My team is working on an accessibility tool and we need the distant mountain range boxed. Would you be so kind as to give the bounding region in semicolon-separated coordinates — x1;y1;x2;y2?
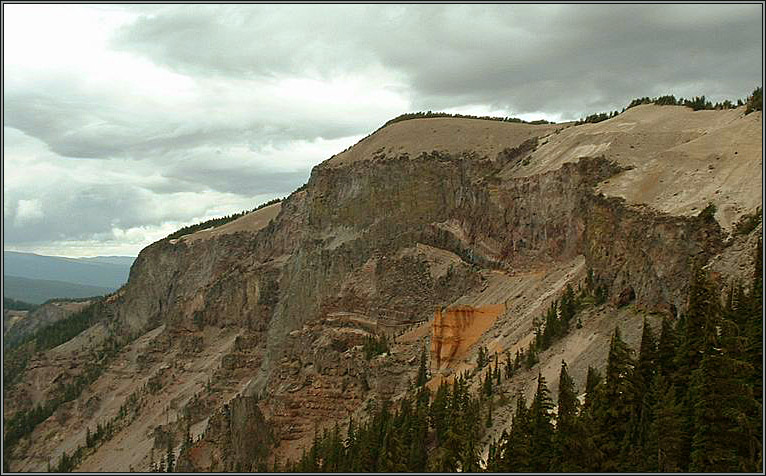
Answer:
3;251;135;304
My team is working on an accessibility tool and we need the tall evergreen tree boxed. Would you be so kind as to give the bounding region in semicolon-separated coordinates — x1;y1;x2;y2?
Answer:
583;365;602;412
674;263;722;470
647;375;686;472
678;262;720;376
504;351;514;379
636;319;658;390
620;320;659;469
657;316;677;377
560;284;577;330
165;435;175;473
690;276;762;473
529;373;555;472
500;392;532;472
416;346;428;387
554;360;587;472
429;381;449;446
590;327;635;471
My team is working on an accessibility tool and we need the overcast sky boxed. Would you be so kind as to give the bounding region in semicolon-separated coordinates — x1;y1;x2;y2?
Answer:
3;4;762;257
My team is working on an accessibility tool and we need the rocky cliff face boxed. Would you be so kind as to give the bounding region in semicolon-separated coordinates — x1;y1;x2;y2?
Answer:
5;107;761;472
176;395;273;472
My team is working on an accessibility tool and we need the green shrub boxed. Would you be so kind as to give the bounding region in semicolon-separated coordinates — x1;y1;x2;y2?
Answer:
363;334;389;360
745;87;762;114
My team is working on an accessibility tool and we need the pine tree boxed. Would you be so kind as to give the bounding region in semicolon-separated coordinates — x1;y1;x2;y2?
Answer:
590;327;634;471
636;319;658;390
647;375;686;472
525;342;538;368
605;327;635;396
529;373;554;472
166;435;175;472
560;284;576;330
504;351;514;378
486;438;502;472
483;369;493;397
459;396;482;472
380;419;405;472
541;300;560;349
500;392;531;472
416;346;428;387
678;263;720;376
689;353;739;471
486;397;493;428
620;320;659;469
554;360;586;472
673;264;722;470
690;300;762;472
744;238;763;408
183;419;192;452
477;346;487;369
494;354;501;386
583;365;602;412
429;381;449;445
657;316;677;377
408;390;429;472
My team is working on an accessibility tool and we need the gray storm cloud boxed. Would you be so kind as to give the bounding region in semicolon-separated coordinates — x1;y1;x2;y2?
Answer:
3;3;762;256
113;4;762;112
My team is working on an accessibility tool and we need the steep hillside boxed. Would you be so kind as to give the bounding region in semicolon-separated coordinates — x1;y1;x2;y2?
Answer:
3;300;92;349
3;105;761;472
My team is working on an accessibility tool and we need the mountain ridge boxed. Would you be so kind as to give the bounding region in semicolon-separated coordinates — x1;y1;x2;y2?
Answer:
2;251;134;291
2;102;761;472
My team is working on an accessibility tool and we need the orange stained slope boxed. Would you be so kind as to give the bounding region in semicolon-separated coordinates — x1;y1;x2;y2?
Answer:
430;303;505;372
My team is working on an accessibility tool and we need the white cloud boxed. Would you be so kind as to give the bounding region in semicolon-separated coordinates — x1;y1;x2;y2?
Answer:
15;199;44;225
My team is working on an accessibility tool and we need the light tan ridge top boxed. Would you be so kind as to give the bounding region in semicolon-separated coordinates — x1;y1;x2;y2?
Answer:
326;116;564;167
180;202;282;243
508;104;762;230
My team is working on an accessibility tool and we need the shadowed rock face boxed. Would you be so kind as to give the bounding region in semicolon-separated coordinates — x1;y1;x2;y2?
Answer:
176;395;273;472
430;304;506;371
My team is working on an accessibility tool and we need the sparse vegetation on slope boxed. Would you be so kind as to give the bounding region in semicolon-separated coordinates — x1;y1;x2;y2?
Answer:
164;198;282;241
379;111;554;131
626;93;744;111
574;110;620;125
5;299;105;355
745;86;762;114
2;300;138;467
3;297;38;312
290;243;763;473
362;334;389;360
574;86;762;126
52;379;158;472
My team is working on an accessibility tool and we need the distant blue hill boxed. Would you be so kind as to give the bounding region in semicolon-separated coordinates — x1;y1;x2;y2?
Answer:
76;255;137;267
3;275;114;305
3;251;135;289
